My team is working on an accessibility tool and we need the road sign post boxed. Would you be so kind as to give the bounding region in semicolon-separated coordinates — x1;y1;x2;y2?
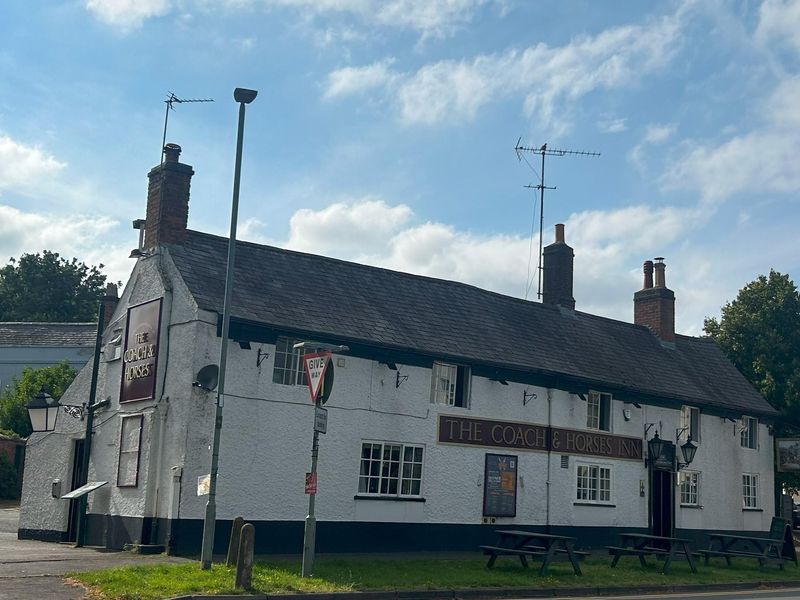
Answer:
301;351;332;577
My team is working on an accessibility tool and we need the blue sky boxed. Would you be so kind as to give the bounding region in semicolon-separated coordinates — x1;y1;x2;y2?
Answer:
1;0;798;334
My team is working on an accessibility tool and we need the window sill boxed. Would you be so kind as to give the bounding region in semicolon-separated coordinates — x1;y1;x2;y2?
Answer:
680;504;703;509
354;495;426;503
742;507;763;512
573;502;616;507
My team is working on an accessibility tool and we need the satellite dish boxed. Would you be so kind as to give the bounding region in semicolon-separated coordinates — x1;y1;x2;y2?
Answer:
193;364;219;392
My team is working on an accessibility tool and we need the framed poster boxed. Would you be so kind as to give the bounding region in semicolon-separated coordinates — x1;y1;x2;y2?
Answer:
483;453;518;517
776;438;800;472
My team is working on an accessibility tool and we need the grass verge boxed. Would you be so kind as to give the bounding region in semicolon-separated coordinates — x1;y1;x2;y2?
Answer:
70;556;800;600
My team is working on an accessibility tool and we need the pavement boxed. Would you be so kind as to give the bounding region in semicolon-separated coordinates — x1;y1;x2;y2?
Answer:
0;503;188;599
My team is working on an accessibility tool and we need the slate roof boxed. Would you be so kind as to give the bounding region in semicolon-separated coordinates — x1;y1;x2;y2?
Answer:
0;323;96;347
168;230;778;417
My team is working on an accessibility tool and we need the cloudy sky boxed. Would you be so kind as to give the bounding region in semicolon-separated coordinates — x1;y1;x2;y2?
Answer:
1;0;798;334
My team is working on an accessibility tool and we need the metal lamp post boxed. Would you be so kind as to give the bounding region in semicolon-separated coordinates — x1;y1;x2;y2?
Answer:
200;87;258;570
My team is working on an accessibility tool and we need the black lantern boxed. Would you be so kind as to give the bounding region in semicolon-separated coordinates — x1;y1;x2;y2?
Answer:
26;387;59;432
647;431;665;463
680;437;698;467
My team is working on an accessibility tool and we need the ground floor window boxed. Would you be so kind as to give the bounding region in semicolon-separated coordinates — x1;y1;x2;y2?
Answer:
742;473;759;508
679;470;700;506
576;462;612;503
359;442;424;497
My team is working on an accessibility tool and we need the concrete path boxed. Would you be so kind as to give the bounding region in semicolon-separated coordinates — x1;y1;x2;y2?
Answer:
0;504;189;599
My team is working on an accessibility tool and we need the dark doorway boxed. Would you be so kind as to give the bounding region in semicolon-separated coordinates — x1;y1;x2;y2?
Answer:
66;439;85;543
650;469;674;538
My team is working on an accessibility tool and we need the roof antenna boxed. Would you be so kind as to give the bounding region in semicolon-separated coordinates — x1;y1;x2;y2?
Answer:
160;92;214;163
515;138;600;300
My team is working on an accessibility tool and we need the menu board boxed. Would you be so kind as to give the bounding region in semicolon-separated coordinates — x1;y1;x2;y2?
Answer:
483;453;517;517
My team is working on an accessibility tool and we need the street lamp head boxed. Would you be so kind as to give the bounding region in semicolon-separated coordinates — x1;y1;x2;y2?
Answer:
234;88;258;104
647;431;665;463
27;387;59;432
680;437;698;467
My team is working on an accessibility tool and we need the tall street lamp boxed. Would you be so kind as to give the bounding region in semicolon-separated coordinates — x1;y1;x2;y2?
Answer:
200;87;258;570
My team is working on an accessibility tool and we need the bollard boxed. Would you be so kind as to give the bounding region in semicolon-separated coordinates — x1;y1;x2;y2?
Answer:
226;516;244;566
235;523;255;590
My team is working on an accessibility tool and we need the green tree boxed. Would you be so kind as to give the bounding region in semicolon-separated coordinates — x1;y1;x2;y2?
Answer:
0;251;107;322
0;363;77;437
704;270;800;490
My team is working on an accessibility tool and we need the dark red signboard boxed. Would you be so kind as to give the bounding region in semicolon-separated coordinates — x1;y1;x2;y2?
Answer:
120;298;162;403
438;414;642;461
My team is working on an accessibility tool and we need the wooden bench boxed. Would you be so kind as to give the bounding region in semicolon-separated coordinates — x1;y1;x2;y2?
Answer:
606;533;697;574
480;530;584;575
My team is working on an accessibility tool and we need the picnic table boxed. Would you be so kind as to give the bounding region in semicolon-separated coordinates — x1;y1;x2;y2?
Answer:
698;533;785;569
480;530;586;575
606;532;698;574
696;517;797;569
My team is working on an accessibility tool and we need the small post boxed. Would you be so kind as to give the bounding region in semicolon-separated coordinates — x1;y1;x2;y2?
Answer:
235;523;255;590
226;516;244;566
302;399;321;577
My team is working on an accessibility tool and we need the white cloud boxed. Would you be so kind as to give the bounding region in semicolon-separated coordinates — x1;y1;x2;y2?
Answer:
756;0;800;55
598;117;628;133
0;136;66;193
84;0;171;31
326;9;683;131
662;77;800;203
629;123;675;166
325;60;397;99
0;204;132;284
88;0;495;36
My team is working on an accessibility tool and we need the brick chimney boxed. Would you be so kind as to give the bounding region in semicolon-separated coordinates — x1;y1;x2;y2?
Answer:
101;283;119;332
542;223;575;310
634;257;675;342
144;143;194;249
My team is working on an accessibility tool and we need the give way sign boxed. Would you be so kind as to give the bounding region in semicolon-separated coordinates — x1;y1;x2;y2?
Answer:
303;351;332;403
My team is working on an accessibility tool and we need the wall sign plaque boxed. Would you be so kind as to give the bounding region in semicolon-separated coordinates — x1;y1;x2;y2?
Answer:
438;414;642;461
483;453;517;517
120;298;162;403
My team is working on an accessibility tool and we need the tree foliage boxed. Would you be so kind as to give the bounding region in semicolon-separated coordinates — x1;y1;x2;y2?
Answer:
0;251;107;322
704;270;800;491
0;363;77;438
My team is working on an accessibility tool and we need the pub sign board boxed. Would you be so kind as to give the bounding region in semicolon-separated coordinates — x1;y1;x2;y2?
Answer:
120;298;163;403
483;453;517;517
776;438;800;472
438;415;642;461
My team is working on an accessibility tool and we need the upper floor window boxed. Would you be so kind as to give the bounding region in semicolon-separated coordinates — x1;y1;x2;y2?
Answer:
741;416;758;449
358;441;424;497
679;471;701;506
430;361;471;408
680;406;701;443
586;392;612;431
272;336;307;386
576;462;612;504
742;473;759;508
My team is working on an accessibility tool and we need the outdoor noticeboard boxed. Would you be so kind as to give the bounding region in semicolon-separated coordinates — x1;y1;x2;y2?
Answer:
776;438;800;472
483;453;517;517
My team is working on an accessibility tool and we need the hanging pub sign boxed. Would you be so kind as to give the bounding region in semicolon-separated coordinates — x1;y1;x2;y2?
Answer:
483;453;518;517
120;298;163;403
776;438;800;472
438;414;642;461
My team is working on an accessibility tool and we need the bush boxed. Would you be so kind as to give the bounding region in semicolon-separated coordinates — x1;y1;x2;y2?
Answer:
0;454;17;499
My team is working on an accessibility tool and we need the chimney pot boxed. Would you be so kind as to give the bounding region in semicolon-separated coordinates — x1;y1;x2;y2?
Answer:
163;143;182;163
642;260;654;289
654;258;666;288
554;223;565;244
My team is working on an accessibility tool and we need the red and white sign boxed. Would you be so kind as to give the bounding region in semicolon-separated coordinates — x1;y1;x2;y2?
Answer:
305;472;317;494
303;351;332;403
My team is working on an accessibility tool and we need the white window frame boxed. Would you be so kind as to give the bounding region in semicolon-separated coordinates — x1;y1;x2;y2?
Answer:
680;406;701;444
742;473;759;508
272;336;307;386
740;416;758;449
679;470;701;506
586;391;612;432
430;361;471;408
116;414;143;487
575;461;613;504
358;441;424;498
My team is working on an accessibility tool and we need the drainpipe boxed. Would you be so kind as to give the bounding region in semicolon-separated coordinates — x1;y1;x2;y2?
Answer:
546;388;553;533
